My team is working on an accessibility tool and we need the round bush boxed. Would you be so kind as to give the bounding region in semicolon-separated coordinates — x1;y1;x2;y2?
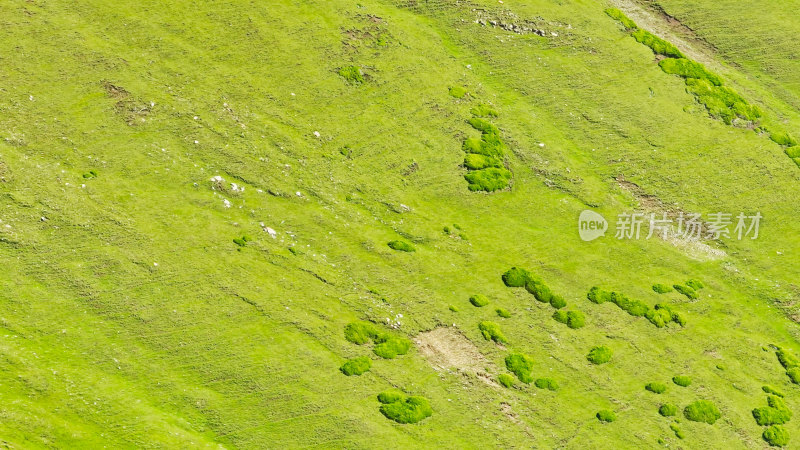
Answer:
496;308;511;318
534;377;559;391
340;356;372;376
502;267;530;287
596;409;616;423
498;373;515;388
587;346;612;365
587;286;611;304
526;280;553;304
505;353;534;384
659;403;678;417
672;375;691;387
373;337;411;359
763;425;790;447
377;390;405;404
684;400;721;424
387;240;415;252
470;294;489;307
645;382;667;394
478;321;507;344
448;86;467;98
549;295;567;309
464;167;511;192
378;393;433;424
566;311;586;329
345;321;384;345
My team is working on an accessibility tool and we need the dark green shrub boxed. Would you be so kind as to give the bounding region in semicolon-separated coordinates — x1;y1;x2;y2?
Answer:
596;409;616;423
549;295;567;309
671;423;685;439
554;310;585;329
505;353;534;383
685;279;704;290
776;347;800;369
763;385;785;397
786;147;800;158
464;153;501;170
632;29;684;58
502;267;531;287
387;240;416;252
498;373;515;388
534;377;559;391
478;321;507;344
470;294;489;307
605;8;637;30
610;291;649;317
378;392;433;424
470;104;499;117
340;356;372;376
658;58;722;85
233;236;249;247
468;117;500;136
645;382;667;394
587;346;612;365
763;425;790;447
646;308;672;328
83;169;98;178
373;338;411;359
526;280;553;303
587;286;612;304
770;131;798;147
652;283;672;294
659;403;678;417
787;367;800;384
672;376;691;387
345;321;384;344
448;86;467;98
752;396;792;426
684;400;721;424
496;308;511;318
464;167;512;192
671;311;687;327
339;65;365;84
673;284;698;300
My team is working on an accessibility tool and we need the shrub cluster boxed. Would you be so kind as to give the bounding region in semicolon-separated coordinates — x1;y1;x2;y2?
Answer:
338;66;365;84
685;279;704;290
470;294;489;307
461;112;511;192
645;382;667;394
344;321;411;359
478;321;508;344
596;409;616;423
233;235;252;247
387;240;416;252
673;283;698;300
502;267;531;287
672;375;691;387
505;353;534;383
684;400;721;424
604;8;637;31
632;29;684;58
340;356;372;376
752;395;792;426
659;403;678;417
776;347;800;384
587;346;612;365
670;422;685;439
503;267;570;310
589;287;685;327
377;391;433;424
763;425;790;447
553;310;585;329
652;283;672;294
763;385;785;398
498;373;515;388
534;377;559;391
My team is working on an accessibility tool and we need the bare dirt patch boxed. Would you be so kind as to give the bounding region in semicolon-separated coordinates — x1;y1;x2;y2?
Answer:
414;327;486;372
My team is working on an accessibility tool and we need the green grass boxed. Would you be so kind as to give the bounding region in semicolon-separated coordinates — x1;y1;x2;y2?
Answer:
605;8;637;31
338;65;365;84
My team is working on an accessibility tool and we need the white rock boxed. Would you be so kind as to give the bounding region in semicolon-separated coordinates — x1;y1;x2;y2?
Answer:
266;227;277;238
313;131;321;138
222;198;231;208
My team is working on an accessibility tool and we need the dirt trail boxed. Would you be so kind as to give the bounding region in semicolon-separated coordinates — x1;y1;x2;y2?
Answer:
609;0;728;74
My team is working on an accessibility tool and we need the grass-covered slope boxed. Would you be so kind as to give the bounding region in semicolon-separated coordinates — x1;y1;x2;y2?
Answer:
0;0;799;447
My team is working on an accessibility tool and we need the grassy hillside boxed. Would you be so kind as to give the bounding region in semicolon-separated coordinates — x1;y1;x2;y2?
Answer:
1;0;799;447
